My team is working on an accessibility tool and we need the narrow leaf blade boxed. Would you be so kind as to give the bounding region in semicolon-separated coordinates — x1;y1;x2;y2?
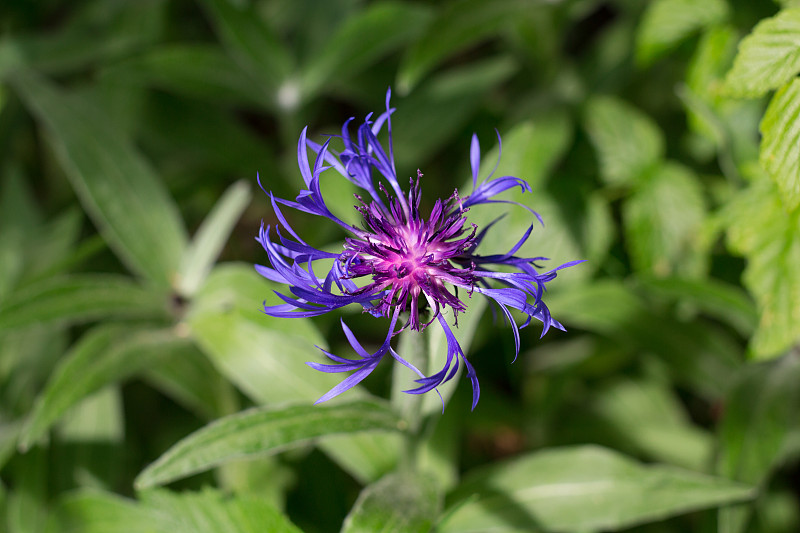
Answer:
135;400;401;489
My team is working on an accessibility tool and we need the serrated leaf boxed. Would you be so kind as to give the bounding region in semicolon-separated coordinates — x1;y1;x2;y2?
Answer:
724;180;800;358
584;96;665;187
716;352;800;533
723;8;800;97
760;77;800;210
0;275;167;332
177;180;251;297
440;446;755;533
623;162;707;276
20;325;189;450
342;472;440;533
10;72;188;286
135;400;401;489
396;0;530;92
636;0;729;65
302;2;433;97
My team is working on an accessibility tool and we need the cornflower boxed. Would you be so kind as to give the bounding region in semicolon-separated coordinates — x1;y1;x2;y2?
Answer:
256;90;580;409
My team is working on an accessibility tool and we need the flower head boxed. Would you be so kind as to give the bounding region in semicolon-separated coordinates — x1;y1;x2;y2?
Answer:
257;90;581;409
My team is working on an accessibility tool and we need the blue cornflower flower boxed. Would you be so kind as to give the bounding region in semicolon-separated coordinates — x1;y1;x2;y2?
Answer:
256;90;581;409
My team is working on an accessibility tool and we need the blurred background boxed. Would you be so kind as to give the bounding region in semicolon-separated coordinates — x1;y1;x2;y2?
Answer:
1;0;799;532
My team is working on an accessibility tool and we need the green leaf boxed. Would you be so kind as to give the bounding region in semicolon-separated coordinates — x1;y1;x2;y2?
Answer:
135;400;401;489
584;96;665;187
623;162;707;276
10;72;188;286
19;325;189;450
716;352;800;533
396;0;530;93
301;2;433;97
177;180;251;297
188;264;401;483
593;380;713;471
440;446;755;533
142;345;238;420
56;488;303;533
342;472;441;533
99;45;267;108
636;0;729;65
392;56;518;169
637;276;758;336
0;275;167;332
724;179;800;358
723;8;800;98
760;77;800;210
197;0;292;101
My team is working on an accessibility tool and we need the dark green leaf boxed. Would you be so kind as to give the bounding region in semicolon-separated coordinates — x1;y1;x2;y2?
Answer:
593;380;713;471
623;162;707;276
584;96;665;187
396;0;530;92
20;325;190;450
760;77;800;210
723;8;800;97
342;472;441;533
197;0;292;101
302;2;433;97
440;446;755;533
392;57;518;168
0;275;168;332
10;72;188;286
99;45;267;108
135;400;401;489
636;0;729;65
717;352;800;533
637;276;758;336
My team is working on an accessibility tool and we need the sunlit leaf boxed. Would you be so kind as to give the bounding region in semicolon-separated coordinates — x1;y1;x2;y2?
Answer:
440;446;754;533
56;488;303;533
724;179;800;358
342;472;440;533
760;77;800;210
723;8;800;97
11;72;188;286
135;400;401;489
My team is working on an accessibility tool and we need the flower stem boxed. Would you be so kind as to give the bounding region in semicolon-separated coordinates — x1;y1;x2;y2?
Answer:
392;326;428;471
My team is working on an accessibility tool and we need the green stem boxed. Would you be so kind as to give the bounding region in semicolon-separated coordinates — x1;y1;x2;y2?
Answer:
392;326;428;471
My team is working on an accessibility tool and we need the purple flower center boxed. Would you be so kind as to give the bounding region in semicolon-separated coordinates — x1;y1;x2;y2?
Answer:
342;172;477;331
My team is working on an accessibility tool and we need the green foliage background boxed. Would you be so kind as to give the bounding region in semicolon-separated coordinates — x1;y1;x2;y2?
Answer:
0;0;799;531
